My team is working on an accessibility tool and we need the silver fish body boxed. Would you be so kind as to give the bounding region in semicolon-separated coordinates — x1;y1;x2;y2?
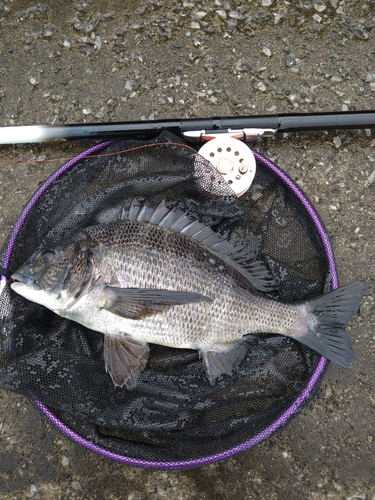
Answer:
11;199;366;388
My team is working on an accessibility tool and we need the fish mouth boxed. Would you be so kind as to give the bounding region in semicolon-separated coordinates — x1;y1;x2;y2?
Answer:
10;271;52;308
11;271;35;286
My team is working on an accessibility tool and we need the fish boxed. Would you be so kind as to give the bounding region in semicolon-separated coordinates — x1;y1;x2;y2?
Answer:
10;199;366;389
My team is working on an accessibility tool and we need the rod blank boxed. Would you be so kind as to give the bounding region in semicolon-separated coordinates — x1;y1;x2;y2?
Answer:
0;111;374;144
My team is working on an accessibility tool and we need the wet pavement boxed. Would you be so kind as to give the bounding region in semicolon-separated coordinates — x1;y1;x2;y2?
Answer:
0;1;374;498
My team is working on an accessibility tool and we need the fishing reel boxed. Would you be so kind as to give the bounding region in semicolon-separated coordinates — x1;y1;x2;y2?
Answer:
184;128;275;197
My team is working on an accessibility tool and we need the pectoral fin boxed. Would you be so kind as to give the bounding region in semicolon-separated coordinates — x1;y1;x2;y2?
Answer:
104;334;150;389
102;286;212;320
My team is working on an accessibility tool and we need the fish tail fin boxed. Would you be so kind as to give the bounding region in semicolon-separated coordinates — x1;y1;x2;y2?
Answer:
295;282;366;368
201;337;255;384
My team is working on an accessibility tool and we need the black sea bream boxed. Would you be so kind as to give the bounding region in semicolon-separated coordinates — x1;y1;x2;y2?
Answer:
11;199;366;388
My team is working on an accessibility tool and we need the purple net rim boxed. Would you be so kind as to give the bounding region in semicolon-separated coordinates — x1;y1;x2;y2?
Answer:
2;142;337;470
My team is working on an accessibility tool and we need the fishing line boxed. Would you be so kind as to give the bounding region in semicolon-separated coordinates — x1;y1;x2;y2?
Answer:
0;141;199;167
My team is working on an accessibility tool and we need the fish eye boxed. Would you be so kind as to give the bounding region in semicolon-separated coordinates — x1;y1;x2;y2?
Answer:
40;250;56;265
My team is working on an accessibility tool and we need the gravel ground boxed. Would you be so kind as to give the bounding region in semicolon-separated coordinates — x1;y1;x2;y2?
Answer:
0;1;374;499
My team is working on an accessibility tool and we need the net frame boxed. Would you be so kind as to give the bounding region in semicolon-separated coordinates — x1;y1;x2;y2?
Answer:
0;139;337;469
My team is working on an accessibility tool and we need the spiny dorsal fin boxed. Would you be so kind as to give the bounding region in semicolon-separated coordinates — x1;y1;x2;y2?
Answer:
128;198;142;221
122;199;275;292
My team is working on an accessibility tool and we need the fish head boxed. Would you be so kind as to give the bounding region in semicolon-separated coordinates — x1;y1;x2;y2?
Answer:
10;232;96;313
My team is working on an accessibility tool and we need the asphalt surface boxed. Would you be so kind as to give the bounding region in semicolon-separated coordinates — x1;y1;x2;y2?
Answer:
0;1;374;499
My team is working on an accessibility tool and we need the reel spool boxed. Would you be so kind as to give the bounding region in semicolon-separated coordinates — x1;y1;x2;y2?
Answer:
198;137;256;197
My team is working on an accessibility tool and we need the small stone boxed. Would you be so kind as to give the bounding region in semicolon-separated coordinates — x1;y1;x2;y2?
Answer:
190;22;200;29
262;0;272;5
26;485;38;498
94;36;101;49
229;11;244;20
333;136;342;148
365;170;375;187
43;26;55;37
314;3;326;12
312;14;322;22
258;82;267;92
63;40;71;48
29;77;37;85
216;10;227;19
95;106;106;118
263;47;272;57
62;455;69;466
71;481;81;490
125;80;133;91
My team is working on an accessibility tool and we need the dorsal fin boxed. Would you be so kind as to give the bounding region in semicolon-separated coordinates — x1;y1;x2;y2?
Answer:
136;200;156;222
148;199;170;224
121;198;141;221
121;199;275;292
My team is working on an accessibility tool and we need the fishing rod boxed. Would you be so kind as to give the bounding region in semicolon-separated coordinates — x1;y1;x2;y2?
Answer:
0;110;374;144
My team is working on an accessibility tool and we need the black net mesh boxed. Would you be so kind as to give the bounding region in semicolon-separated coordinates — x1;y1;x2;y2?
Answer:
0;132;329;463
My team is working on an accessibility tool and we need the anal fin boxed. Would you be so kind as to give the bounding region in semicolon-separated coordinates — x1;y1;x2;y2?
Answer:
201;338;254;384
104;334;150;389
